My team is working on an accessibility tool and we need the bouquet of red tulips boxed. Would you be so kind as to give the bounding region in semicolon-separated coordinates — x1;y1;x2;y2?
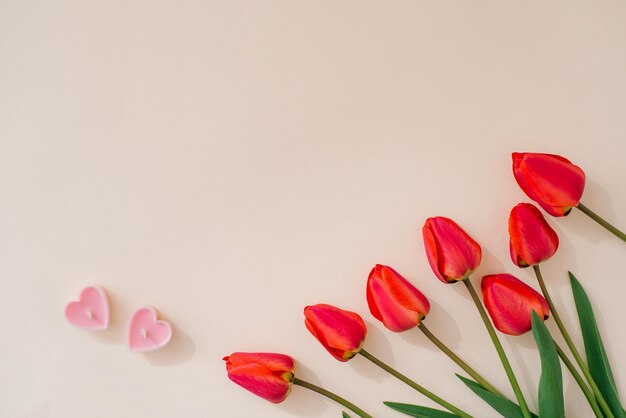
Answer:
224;153;625;418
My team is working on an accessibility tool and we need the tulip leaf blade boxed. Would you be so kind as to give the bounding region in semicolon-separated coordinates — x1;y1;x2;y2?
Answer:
383;401;458;417
342;412;352;418
570;272;626;418
531;310;564;418
456;374;538;418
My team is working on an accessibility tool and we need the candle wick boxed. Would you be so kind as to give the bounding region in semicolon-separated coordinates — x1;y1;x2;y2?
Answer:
141;328;148;339
86;310;93;319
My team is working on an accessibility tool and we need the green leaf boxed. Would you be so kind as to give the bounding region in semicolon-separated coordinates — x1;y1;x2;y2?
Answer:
383;402;458;417
570;272;626;418
342;413;352;418
531;311;564;418
456;374;538;418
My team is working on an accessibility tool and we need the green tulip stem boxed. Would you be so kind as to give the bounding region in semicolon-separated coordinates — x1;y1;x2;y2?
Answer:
532;265;616;418
576;202;626;242
554;343;604;418
462;278;533;418
293;378;373;418
358;349;474;418
417;322;503;396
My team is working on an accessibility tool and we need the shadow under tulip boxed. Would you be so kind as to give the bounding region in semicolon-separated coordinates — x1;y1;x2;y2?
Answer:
477;246;508;279
566;180;616;244
276;363;328;418
499;332;537;403
398;298;461;353
348;320;393;384
543;221;580;273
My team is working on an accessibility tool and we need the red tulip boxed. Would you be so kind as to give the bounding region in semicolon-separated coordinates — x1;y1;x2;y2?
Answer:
512;152;586;217
481;274;550;336
304;304;367;362
509;203;559;267
223;352;295;403
422;217;482;283
366;264;430;332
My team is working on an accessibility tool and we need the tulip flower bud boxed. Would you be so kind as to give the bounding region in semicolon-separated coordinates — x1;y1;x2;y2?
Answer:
304;304;367;362
512;152;586;217
366;264;430;332
481;274;550;336
223;352;295;403
509;203;559;267
422;217;482;283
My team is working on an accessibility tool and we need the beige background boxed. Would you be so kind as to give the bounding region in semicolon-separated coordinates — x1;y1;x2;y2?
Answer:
1;1;625;417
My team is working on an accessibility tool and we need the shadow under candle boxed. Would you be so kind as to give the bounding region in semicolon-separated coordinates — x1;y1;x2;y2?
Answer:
87;287;131;347
144;323;195;366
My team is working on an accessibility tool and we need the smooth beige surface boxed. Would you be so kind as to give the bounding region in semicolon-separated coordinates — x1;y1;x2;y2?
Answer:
2;1;626;417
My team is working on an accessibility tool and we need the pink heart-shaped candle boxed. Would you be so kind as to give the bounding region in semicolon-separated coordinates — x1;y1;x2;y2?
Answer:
65;286;110;331
127;307;173;353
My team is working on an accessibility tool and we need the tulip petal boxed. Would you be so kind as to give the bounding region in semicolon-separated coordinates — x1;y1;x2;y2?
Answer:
423;217;481;282
482;274;549;336
369;278;421;332
509;240;527;268
304;304;366;361
225;352;295;374
485;286;535;335
226;362;293;403
423;224;446;282
509;203;559;267
304;317;349;361
366;279;384;324
512;153;586;217
367;265;430;332
380;266;430;317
